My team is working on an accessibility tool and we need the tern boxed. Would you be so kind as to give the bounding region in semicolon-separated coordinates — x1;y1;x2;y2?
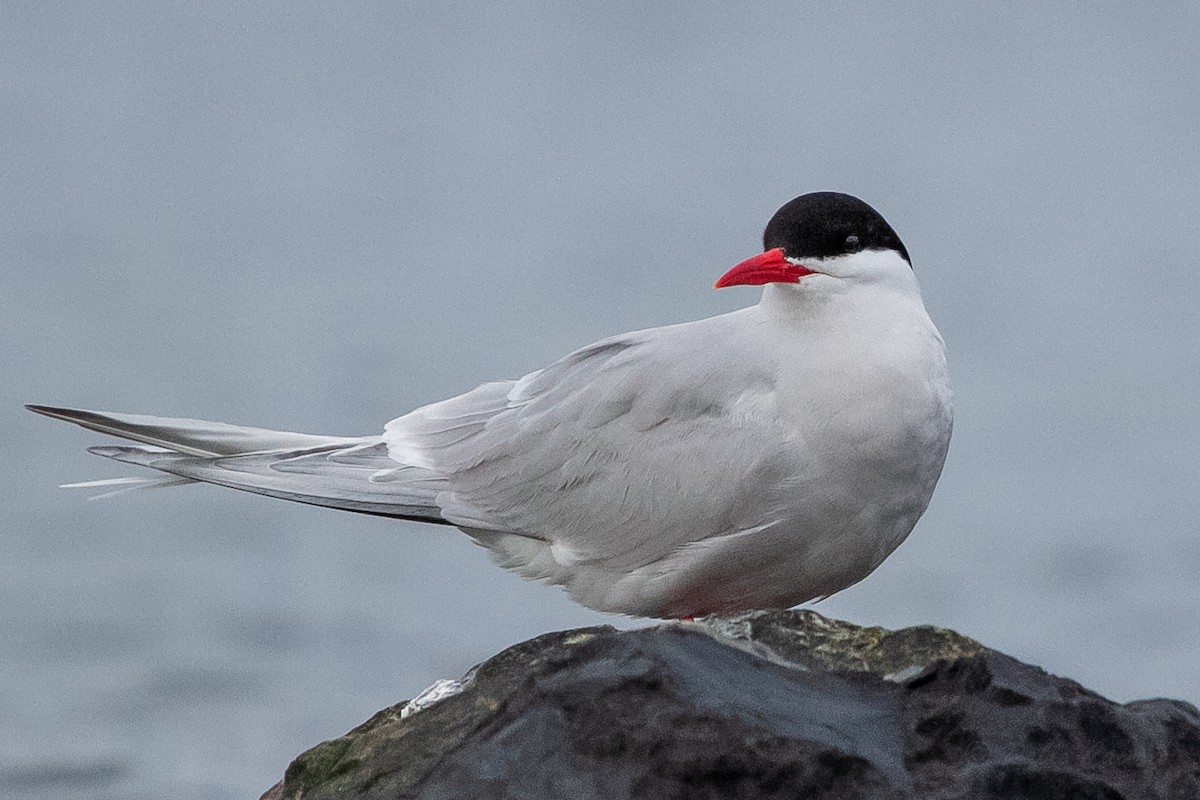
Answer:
29;192;952;618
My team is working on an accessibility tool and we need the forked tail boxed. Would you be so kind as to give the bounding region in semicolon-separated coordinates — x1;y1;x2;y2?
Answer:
25;405;449;524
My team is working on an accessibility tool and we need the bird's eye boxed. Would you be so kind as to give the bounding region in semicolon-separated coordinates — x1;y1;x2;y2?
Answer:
845;234;860;248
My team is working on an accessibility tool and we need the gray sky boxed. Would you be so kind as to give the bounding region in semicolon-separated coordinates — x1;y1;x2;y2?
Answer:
4;4;1199;798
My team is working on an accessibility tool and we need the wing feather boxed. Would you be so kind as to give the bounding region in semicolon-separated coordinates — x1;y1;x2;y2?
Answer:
384;308;794;582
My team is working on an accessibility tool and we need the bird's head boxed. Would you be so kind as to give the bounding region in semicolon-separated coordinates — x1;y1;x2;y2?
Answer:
714;192;912;291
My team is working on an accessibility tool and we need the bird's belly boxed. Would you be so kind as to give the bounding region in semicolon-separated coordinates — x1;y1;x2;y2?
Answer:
647;498;926;618
637;385;951;617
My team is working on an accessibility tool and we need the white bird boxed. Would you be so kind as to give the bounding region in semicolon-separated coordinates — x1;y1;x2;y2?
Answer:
28;192;952;619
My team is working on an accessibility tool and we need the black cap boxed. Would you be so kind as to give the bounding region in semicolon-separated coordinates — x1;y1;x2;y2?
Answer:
763;192;910;265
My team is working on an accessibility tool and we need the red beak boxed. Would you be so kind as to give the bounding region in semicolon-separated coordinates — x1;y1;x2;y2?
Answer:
713;248;814;289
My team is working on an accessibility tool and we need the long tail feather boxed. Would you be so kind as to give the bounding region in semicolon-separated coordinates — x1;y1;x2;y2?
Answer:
27;405;449;523
26;404;361;456
61;475;199;500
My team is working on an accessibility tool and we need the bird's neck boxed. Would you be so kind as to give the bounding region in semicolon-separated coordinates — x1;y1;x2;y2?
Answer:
757;279;942;363
759;279;914;322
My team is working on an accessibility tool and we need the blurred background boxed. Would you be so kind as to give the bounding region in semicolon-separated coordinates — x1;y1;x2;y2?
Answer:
3;4;1198;798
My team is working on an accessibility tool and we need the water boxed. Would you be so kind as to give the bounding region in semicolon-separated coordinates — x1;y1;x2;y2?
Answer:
3;4;1199;797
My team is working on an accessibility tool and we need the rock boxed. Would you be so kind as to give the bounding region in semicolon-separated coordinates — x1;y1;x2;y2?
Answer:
260;611;1200;799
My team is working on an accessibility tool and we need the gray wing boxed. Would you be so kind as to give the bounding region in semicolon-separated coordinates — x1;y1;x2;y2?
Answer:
384;308;802;578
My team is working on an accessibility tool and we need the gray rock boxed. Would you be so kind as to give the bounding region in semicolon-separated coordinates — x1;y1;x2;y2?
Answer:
261;611;1200;800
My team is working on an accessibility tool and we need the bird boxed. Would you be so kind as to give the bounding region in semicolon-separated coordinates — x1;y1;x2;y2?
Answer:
28;192;952;619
